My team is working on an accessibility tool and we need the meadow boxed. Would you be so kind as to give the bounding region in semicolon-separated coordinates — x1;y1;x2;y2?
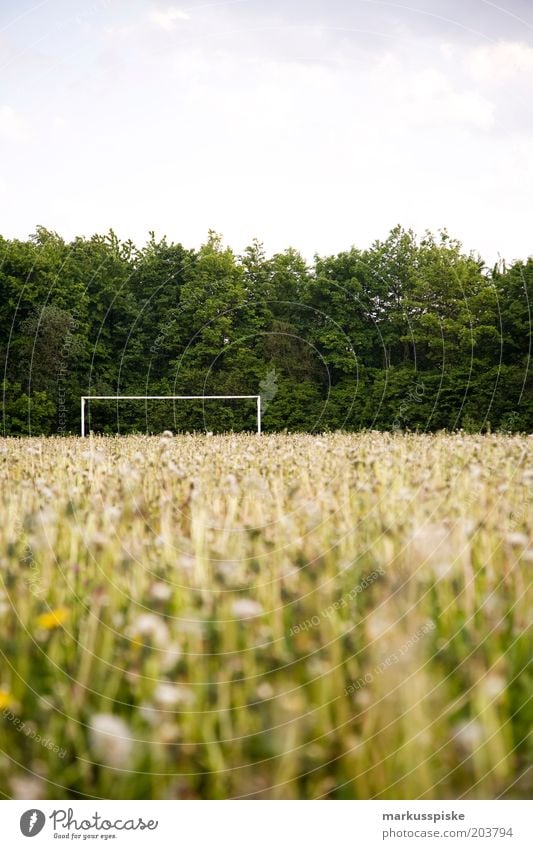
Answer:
0;432;531;800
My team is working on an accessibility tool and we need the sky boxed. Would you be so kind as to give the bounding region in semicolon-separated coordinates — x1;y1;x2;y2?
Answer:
0;0;532;263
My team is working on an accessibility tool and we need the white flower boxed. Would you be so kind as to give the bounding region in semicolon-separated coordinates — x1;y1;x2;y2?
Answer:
480;673;506;700
89;714;133;768
11;776;45;799
231;598;263;619
365;612;394;641
139;702;158;725
118;462;140;480
217;561;244;587
453;720;484;751
88;530;108;547
255;682;274;700
105;505;122;521
129;613;169;647
160;642;182;671
244;473;268;493
158;722;180;744
409;522;456;576
224;473;239;495
506;532;529;547
179;554;195;572
149;581;172;602
81;449;106;464
176;617;204;636
153;683;194;708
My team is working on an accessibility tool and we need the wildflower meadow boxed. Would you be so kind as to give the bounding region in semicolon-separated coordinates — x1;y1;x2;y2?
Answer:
0;432;531;800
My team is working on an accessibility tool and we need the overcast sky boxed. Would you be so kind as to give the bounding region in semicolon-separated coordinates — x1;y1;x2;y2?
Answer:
0;0;532;263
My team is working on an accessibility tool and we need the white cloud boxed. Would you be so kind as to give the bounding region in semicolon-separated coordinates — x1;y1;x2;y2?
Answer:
405;68;495;130
466;41;533;82
1;2;532;266
0;105;28;142
149;6;191;31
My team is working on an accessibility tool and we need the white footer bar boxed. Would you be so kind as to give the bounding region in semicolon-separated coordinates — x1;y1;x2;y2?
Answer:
2;800;531;848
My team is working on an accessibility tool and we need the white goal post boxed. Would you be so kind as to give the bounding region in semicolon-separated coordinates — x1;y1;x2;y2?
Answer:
80;395;262;436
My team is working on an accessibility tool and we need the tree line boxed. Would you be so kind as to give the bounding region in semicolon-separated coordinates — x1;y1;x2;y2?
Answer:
1;225;531;435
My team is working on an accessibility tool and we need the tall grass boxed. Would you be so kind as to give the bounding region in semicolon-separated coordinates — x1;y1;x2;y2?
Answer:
0;433;531;799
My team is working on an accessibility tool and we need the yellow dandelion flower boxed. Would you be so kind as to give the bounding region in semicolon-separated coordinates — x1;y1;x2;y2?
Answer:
36;608;69;630
0;689;11;709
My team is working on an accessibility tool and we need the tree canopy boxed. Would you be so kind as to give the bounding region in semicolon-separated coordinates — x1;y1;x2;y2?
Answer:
1;226;531;435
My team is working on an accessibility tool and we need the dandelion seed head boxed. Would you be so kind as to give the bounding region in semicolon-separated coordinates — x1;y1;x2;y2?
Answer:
154;683;195;708
231;598;264;619
506;531;529;547
89;713;133;768
255;682;274;700
149;581;172;602
129;612;169;646
11;776;45;799
453;719;484;751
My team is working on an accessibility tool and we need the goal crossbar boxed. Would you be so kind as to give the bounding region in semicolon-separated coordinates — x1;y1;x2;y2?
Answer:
80;395;262;436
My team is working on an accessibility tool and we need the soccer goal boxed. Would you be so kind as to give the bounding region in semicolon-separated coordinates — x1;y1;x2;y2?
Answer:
80;395;262;436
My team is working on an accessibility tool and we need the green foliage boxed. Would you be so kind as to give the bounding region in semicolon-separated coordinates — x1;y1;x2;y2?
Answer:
0;226;530;434
2;380;55;434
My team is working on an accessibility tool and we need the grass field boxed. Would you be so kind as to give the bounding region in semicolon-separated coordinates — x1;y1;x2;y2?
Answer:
0;432;531;800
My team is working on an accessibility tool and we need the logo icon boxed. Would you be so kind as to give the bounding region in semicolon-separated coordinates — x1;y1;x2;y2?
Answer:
20;809;46;837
